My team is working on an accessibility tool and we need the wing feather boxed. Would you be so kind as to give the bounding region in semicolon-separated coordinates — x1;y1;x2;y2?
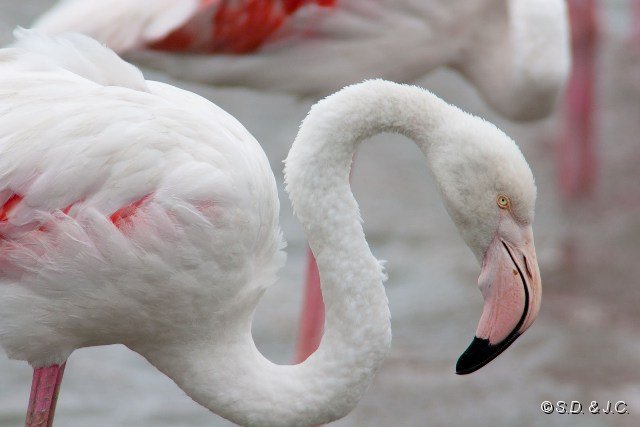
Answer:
32;0;202;53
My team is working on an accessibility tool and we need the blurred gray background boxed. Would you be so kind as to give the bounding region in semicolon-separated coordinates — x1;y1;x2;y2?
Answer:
1;1;639;426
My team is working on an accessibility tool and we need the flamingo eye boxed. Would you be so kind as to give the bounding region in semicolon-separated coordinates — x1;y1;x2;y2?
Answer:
497;195;510;209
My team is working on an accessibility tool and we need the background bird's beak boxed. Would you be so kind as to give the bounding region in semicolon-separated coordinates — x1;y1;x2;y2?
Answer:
456;222;541;375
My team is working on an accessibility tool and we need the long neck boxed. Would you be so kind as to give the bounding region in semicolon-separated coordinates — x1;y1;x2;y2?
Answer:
147;81;460;427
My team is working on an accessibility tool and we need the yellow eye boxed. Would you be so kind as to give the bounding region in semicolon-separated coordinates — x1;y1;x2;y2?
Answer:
497;195;510;209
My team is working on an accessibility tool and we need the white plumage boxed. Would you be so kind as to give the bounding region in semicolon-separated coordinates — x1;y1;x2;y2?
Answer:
0;31;542;426
0;29;284;365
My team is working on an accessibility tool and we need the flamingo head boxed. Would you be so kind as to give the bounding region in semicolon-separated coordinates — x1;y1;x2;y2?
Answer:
428;115;542;374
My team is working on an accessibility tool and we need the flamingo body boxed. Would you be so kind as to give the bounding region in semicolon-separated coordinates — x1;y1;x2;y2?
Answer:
0;30;284;367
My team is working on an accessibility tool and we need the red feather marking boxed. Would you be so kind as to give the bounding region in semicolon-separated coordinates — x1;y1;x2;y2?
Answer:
61;204;74;215
0;194;24;222
147;28;195;51
0;193;158;278
0;193;80;236
0;191;154;234
282;0;336;13
109;194;153;229
149;0;336;53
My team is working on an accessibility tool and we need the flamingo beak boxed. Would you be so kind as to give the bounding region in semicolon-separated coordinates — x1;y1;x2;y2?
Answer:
456;221;541;375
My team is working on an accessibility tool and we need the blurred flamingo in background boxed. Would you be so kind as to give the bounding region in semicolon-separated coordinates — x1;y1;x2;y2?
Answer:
33;0;569;369
34;0;569;121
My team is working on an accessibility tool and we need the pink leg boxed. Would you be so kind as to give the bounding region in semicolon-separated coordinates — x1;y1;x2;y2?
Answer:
559;0;599;199
634;0;640;47
294;248;324;363
25;363;66;427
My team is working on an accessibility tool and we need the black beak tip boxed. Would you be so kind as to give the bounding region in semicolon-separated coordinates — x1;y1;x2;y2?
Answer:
455;334;520;375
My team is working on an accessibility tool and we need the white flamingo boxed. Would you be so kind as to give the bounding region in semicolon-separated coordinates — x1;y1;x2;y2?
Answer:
0;31;542;427
32;0;567;366
33;0;570;121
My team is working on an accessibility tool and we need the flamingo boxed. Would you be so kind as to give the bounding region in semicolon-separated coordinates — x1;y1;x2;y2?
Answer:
33;0;570;122
0;31;543;426
32;0;568;367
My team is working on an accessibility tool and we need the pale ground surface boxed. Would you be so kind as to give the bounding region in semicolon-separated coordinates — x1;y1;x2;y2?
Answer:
1;1;639;426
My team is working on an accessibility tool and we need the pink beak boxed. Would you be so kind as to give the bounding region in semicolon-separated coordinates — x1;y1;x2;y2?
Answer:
456;221;541;374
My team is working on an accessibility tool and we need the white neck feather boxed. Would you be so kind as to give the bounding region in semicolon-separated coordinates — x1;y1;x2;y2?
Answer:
143;80;471;427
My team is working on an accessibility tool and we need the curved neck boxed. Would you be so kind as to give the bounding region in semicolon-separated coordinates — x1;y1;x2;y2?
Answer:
146;81;461;427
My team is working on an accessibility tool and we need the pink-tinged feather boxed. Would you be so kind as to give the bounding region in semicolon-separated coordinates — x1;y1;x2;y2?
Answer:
0;192;154;234
0;194;24;222
109;194;153;229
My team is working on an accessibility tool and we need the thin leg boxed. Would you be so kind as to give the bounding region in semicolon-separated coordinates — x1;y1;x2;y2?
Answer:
634;0;640;47
294;248;324;363
559;0;599;199
25;363;66;427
